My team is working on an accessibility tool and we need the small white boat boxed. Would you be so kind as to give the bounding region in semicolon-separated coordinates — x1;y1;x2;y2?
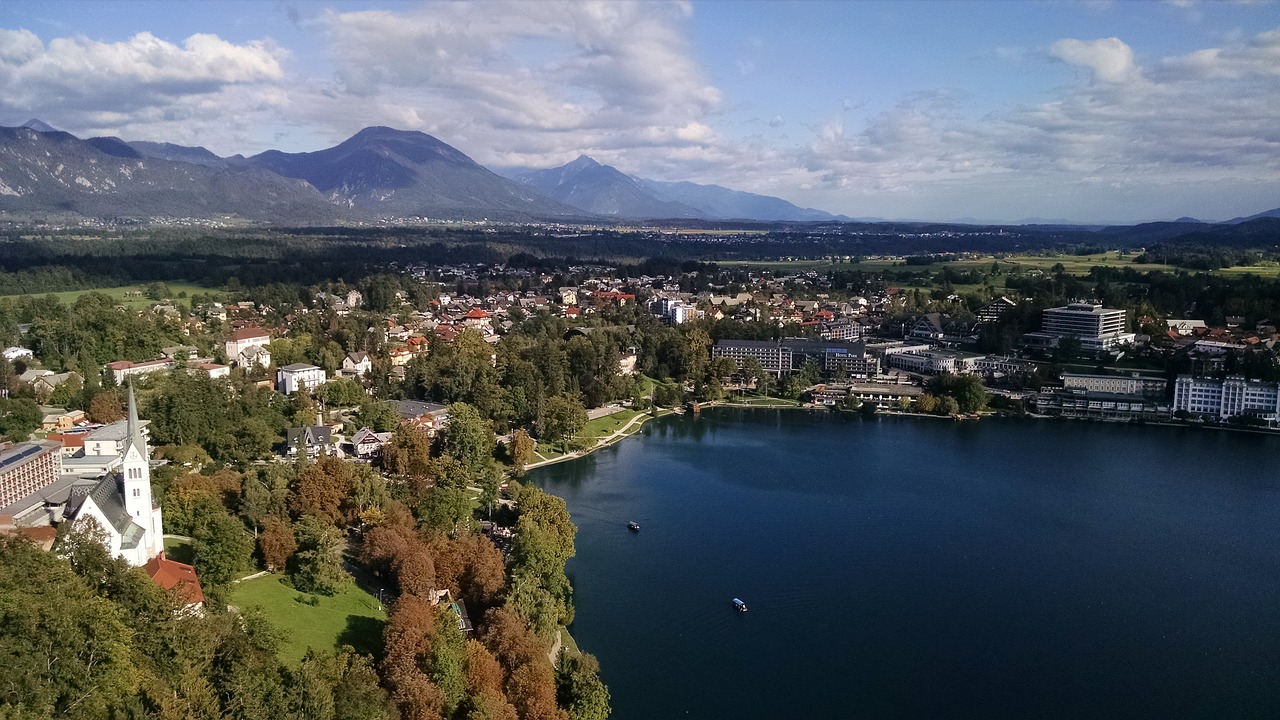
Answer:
733;597;748;612
627;521;640;531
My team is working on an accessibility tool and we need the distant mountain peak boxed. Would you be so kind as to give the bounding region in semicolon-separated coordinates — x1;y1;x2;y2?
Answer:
566;154;601;170
21;119;58;133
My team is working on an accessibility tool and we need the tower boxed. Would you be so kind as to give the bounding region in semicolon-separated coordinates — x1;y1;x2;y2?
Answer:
119;384;163;559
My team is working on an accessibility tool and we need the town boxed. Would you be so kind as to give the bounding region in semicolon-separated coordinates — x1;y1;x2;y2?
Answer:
0;233;1278;720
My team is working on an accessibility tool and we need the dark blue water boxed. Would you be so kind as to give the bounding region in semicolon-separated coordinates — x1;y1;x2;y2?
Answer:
531;409;1280;719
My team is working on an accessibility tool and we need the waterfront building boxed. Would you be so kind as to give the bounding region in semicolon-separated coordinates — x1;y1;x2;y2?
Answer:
712;339;877;378
1033;387;1171;422
1062;373;1167;399
1173;375;1280;422
885;349;986;376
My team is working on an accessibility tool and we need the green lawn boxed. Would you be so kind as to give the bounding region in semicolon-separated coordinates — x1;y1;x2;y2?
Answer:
162;537;195;564
229;574;386;665
6;281;220;308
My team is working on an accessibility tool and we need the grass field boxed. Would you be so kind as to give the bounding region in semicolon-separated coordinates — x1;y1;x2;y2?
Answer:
162;537;195;564
533;407;648;461
229;574;386;665
6;281;221;308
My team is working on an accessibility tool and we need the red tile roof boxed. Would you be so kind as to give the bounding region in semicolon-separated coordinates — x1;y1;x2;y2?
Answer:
229;326;270;341
144;554;205;606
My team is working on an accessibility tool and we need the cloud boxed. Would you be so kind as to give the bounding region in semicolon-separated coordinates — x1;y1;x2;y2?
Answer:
304;0;720;167
0;28;287;150
1050;37;1138;83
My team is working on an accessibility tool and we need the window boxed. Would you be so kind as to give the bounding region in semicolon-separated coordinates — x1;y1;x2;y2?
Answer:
132;488;141;497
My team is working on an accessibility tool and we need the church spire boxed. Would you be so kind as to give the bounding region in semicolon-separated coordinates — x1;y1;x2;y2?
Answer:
125;383;144;454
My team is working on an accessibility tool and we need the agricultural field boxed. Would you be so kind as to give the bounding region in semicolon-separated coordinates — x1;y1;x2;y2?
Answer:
6;281;221;309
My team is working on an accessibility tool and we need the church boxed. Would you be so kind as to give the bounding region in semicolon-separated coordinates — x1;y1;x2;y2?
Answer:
65;385;165;566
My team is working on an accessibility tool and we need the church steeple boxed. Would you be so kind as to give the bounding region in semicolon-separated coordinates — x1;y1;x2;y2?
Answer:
120;383;153;524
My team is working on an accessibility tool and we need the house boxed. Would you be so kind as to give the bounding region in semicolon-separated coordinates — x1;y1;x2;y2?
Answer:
236;344;272;369
3;347;33;362
461;307;492;330
225;326;271;361
342;352;372;377
32;372;82;402
143;554;205;614
190;362;230;380
351;427;393;459
284;426;335;458
277;363;327;394
40;409;85;432
558;287;579;305
393;400;450;435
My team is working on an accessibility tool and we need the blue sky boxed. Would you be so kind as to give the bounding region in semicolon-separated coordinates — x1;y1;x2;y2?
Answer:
1;0;1277;223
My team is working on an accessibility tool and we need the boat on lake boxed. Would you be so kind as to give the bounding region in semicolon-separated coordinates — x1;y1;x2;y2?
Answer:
627;521;640;531
733;597;748;612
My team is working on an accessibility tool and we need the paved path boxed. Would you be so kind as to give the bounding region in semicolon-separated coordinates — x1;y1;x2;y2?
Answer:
524;411;651;470
548;628;563;665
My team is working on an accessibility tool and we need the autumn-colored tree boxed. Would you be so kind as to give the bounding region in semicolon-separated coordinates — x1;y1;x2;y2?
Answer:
479;606;549;676
429;532;507;612
383;593;445;720
291;455;355;525
88;390;124;423
465;639;507;698
360;526;410;577
258;517;296;572
383;424;434;479
508;428;534;477
507;663;568;720
395;542;438;597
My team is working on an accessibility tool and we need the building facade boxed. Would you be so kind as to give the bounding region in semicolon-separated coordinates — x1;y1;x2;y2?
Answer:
277;363;328;394
1173;375;1280;422
1037;302;1135;351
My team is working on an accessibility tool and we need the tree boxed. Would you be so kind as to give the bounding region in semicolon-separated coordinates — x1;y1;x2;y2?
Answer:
555;651;611;720
538;395;587;453
291;455;356;526
443;402;496;476
290;516;349;596
355;399;400;433
192;508;255;586
259;517;297;572
508;429;535;477
321;377;366;407
0;397;41;441
0;537;137;718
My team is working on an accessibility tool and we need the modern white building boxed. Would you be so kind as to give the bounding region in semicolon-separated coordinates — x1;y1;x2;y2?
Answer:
1037;302;1135;351
277;363;327;394
1173;375;1280;422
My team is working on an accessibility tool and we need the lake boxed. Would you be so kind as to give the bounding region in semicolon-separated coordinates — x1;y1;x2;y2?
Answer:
531;409;1280;719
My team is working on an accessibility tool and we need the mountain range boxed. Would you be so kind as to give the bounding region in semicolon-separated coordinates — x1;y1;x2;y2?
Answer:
0;119;1274;228
0;121;846;224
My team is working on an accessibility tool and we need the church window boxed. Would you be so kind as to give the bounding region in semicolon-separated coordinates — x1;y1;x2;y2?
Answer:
132;488;141;497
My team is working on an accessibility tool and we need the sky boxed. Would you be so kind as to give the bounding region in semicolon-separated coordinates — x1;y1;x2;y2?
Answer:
0;0;1277;224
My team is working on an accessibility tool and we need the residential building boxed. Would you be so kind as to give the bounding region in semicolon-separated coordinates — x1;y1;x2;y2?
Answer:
977;296;1018;324
342;352;372;377
225;326;271;361
236;344;271;369
285;426;335;458
277;363;327;394
0;441;63;508
885;349;986;376
106;359;171;385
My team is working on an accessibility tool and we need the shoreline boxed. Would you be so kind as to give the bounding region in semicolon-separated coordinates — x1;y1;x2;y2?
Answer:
523;400;1278;473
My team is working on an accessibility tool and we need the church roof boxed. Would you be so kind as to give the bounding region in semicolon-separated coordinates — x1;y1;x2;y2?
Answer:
70;475;145;549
